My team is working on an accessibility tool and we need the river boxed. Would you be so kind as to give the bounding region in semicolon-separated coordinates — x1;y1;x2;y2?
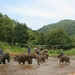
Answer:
0;56;75;75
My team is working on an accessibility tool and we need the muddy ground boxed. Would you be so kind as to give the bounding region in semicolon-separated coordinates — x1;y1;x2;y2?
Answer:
0;56;75;75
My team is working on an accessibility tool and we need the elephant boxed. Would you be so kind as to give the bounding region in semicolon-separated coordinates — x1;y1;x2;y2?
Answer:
34;47;41;55
30;53;48;65
42;50;49;59
34;48;49;59
0;54;3;64
0;52;10;64
14;54;19;61
16;53;33;64
16;52;48;65
57;55;70;63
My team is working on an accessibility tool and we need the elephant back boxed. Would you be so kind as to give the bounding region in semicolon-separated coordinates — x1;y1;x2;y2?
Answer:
60;55;69;60
59;55;70;63
28;53;38;59
17;53;33;61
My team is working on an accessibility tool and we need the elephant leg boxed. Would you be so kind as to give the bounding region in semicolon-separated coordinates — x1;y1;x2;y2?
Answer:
65;60;67;63
38;61;40;65
23;61;25;64
28;58;33;64
59;59;64;63
43;58;45;62
68;60;70;63
2;59;6;64
0;62;2;64
28;60;31;64
19;61;21;64
42;59;45;62
65;59;68;63
67;58;70;63
3;62;6;64
30;60;32;64
7;57;10;62
47;54;48;59
28;60;30;64
3;61;6;64
59;60;61;63
36;59;40;65
0;59;2;64
62;60;64;63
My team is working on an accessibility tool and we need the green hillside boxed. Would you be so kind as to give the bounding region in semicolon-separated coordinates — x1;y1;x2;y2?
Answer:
38;19;75;37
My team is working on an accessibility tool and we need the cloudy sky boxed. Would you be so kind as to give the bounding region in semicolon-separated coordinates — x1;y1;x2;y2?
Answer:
0;0;75;30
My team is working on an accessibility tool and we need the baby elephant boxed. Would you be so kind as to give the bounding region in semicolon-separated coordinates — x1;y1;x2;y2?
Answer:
58;55;70;63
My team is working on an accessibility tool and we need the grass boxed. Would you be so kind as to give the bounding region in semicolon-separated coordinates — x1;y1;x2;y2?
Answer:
48;49;75;57
3;47;75;57
0;42;75;57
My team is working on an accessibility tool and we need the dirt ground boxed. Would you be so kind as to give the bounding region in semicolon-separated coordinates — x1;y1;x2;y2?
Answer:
0;56;75;75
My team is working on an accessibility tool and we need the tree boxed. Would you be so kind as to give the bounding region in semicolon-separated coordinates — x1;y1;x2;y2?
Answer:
0;13;4;41
14;23;29;46
0;14;13;42
27;29;39;44
36;32;45;45
45;29;74;49
3;15;13;42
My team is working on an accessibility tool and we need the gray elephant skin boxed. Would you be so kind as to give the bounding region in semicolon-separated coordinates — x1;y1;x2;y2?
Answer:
0;52;10;64
16;53;33;64
58;55;70;63
30;53;48;65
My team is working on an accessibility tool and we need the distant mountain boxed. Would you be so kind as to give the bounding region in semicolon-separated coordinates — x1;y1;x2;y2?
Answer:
37;19;75;37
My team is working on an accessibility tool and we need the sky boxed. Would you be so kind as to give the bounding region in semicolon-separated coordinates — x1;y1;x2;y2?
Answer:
0;0;75;30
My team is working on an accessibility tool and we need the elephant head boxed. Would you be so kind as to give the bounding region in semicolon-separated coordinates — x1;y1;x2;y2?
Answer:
0;52;10;64
4;52;10;62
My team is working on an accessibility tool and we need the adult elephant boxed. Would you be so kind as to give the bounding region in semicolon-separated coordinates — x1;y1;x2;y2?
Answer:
0;52;10;64
42;50;49;59
57;55;70;63
30;52;48;65
0;54;3;64
16;53;33;64
34;47;41;55
16;52;48;65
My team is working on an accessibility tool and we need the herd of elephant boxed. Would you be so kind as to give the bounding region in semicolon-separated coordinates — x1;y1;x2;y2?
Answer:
14;51;49;65
0;51;70;65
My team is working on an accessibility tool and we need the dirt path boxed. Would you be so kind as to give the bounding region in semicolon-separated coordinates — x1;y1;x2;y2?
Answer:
0;57;75;75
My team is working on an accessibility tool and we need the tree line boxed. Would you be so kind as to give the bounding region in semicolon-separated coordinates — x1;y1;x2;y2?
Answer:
38;19;75;37
0;13;75;49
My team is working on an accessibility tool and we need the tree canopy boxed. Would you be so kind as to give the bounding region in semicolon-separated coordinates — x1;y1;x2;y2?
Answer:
0;13;75;49
45;29;75;49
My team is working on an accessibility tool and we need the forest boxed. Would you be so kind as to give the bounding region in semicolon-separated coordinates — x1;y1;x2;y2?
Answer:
0;13;75;50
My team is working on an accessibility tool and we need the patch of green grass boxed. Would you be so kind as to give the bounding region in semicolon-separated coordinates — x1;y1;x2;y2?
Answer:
47;48;75;57
1;41;75;56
